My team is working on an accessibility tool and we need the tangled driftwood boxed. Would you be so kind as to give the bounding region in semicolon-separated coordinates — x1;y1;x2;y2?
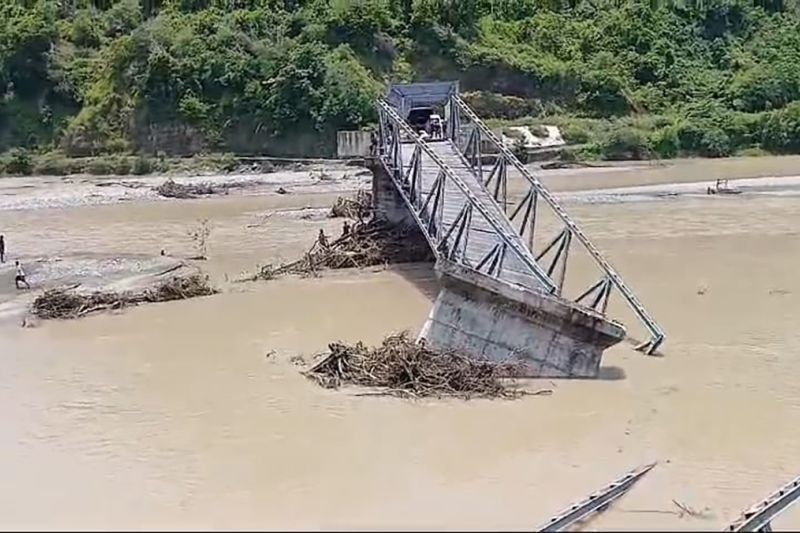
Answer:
253;218;433;280
304;332;551;400
31;274;217;320
154;178;264;199
330;189;373;220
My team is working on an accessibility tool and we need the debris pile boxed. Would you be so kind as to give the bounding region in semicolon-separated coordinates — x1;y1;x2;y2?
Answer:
154;179;213;198
304;332;550;399
330;190;373;220
31;274;217;320
253;218;433;280
154;178;263;199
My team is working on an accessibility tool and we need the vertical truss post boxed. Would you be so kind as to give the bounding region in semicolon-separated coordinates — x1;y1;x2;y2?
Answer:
427;173;445;238
509;188;533;224
476;243;500;273
448;95;458;142
484;156;502;188
556;230;572;295
439;203;470;257
575;277;614;314
475;127;483;184
501;156;508;213
460;204;472;266
467;127;478;170
528;189;538;251
378;111;387;156
492;158;507;205
544;230;568;280
536;228;567;263
597;279;613;314
403;145;419;187
518;188;535;241
409;146;422;207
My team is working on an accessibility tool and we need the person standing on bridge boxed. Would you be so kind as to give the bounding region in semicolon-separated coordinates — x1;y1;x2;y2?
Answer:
429;114;443;139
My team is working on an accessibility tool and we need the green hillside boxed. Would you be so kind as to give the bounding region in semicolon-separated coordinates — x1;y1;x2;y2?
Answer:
3;0;800;167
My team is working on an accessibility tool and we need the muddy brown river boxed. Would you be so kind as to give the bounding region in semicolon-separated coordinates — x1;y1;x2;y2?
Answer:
1;160;799;530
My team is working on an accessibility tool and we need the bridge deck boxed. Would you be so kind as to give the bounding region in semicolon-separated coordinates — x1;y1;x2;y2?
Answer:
401;139;546;291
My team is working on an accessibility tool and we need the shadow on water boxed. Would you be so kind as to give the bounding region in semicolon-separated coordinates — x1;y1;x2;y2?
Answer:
388;261;438;302
597;366;627;381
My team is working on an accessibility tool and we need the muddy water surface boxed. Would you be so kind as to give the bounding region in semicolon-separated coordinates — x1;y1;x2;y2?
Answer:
1;161;800;530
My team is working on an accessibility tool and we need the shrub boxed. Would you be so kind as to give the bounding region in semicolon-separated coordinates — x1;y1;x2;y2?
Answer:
599;127;652;160
560;122;591;144
761;102;800;154
32;151;78;175
3;148;34;175
131;156;154;175
462;91;543;120
674;121;732;158
86;155;132;175
207;153;238;172
650;126;680;159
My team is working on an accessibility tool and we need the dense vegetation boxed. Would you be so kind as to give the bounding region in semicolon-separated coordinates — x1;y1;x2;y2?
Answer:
4;0;800;171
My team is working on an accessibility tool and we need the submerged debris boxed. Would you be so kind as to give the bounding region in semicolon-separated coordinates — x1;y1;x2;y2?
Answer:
330;190;373;220
252;218;433;280
303;332;551;400
31;274;217;320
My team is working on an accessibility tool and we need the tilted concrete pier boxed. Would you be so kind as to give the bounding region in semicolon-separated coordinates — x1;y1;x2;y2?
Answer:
420;261;625;378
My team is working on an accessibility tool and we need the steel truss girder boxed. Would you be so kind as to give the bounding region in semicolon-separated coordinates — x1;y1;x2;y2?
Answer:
376;101;557;292
536;463;657;532
451;95;665;355
727;475;800;532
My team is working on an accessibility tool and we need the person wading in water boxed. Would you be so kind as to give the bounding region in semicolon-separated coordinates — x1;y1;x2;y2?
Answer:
0;234;5;263
15;260;30;290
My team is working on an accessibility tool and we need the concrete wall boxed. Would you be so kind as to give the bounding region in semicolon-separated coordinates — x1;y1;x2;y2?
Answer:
420;261;625;378
337;131;372;158
369;159;417;227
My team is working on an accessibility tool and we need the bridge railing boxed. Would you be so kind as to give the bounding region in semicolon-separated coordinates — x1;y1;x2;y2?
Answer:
450;95;665;354
376;99;559;294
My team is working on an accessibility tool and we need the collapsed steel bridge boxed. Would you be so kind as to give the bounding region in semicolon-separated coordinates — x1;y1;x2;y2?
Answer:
375;82;665;353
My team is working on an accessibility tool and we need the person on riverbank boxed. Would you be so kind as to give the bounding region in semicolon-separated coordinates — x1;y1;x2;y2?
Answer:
0;234;4;263
15;261;30;290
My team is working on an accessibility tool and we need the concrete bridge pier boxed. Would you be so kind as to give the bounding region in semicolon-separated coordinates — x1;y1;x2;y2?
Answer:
370;158;415;226
419;261;626;378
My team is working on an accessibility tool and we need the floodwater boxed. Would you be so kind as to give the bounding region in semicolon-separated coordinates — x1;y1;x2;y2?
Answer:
1;159;800;530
